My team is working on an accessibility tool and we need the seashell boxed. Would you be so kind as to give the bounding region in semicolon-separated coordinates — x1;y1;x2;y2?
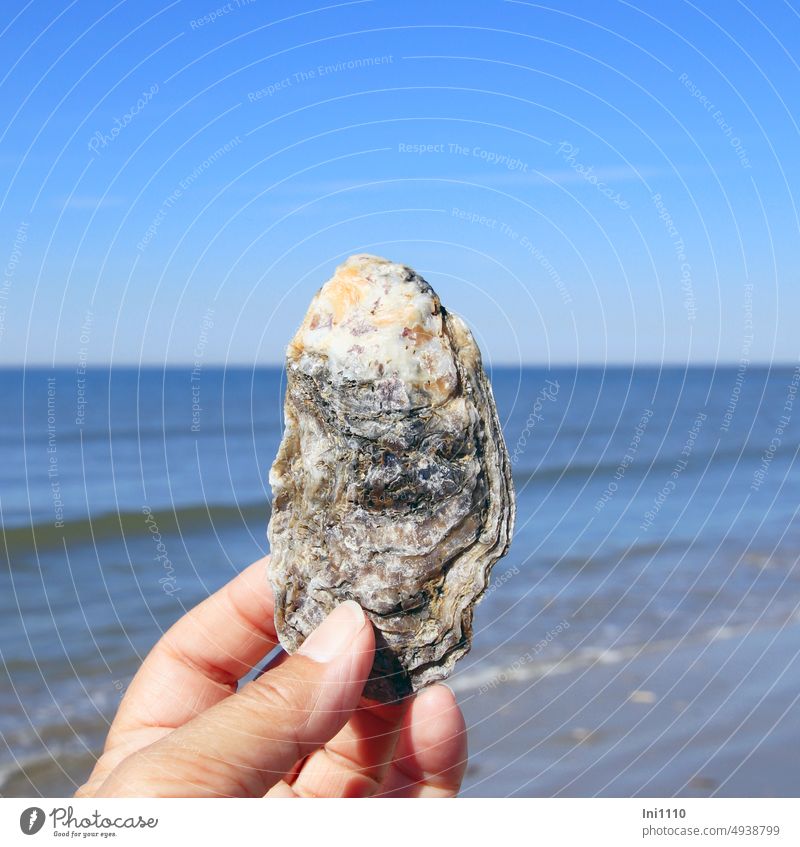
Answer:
267;254;515;701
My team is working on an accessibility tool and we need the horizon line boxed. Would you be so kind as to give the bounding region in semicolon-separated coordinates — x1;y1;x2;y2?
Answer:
1;360;796;370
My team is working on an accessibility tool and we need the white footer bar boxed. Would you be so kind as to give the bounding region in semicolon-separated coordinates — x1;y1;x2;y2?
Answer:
1;797;797;846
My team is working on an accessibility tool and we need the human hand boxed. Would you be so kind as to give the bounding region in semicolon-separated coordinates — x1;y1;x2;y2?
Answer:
76;556;468;797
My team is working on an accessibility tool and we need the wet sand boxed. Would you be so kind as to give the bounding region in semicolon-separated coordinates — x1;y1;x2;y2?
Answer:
460;618;800;796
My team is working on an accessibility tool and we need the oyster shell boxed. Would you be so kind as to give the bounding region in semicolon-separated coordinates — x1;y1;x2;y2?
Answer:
267;254;515;701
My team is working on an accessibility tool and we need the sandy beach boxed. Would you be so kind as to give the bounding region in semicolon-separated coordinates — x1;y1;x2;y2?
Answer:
459;617;800;797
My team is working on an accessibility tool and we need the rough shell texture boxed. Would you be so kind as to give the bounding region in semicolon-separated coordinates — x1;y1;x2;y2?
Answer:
267;254;515;701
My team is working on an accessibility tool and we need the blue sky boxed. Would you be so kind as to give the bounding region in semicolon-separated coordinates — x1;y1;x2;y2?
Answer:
0;0;798;365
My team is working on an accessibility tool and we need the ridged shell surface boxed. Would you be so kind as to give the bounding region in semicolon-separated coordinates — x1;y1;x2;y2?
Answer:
267;254;515;701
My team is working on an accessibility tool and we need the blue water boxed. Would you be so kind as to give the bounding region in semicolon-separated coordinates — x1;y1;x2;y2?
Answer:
2;365;800;795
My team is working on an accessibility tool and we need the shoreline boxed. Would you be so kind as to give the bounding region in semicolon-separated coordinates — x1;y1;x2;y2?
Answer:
460;617;800;797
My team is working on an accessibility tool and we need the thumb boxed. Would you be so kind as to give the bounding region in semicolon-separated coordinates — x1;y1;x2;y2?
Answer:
97;601;375;797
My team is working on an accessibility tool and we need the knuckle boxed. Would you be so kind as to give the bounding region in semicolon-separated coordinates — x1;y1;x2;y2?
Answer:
237;671;313;756
244;670;307;718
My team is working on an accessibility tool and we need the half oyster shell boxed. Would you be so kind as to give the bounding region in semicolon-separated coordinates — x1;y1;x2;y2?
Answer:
267;254;515;701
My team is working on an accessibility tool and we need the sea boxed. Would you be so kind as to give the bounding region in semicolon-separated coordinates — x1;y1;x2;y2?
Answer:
2;365;800;796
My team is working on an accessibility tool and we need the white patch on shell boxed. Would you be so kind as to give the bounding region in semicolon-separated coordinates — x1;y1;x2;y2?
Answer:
290;254;458;407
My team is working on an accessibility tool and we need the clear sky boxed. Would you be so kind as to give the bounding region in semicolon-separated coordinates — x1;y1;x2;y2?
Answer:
0;0;798;366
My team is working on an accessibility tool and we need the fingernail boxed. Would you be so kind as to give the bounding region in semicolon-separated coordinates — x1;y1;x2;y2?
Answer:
298;600;366;663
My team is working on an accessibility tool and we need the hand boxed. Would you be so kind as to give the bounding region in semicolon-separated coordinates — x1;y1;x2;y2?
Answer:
76;556;468;797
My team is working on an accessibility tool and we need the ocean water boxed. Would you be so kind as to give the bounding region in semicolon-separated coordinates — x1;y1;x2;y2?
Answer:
2;365;800;796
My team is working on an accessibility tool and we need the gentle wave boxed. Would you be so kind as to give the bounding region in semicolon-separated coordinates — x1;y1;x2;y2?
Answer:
3;419;282;447
449;618;796;695
2;501;270;554
511;443;782;486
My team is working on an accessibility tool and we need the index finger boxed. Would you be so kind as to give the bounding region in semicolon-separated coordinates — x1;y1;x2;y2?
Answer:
111;556;278;740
